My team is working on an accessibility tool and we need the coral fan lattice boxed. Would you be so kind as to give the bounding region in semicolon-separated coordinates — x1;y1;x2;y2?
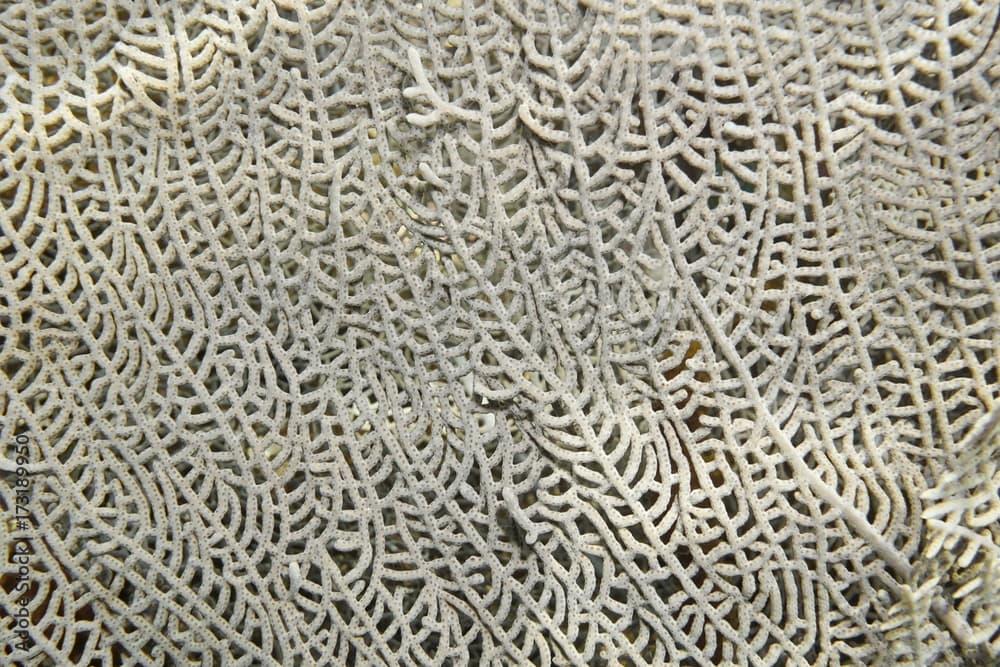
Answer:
1;1;999;665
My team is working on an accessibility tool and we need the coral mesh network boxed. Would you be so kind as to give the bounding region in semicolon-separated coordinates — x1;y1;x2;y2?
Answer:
0;1;998;665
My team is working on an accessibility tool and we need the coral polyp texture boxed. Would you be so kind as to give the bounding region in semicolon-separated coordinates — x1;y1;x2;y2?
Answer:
1;1;999;665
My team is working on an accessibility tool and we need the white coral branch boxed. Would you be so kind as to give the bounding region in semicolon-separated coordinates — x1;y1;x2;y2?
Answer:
404;47;478;127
